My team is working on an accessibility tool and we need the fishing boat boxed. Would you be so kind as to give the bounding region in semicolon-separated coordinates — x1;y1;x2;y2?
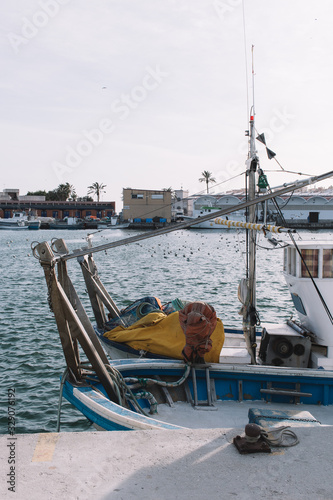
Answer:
48;218;85;230
0;211;41;230
182;203;246;229
33;92;333;436
0;219;28;230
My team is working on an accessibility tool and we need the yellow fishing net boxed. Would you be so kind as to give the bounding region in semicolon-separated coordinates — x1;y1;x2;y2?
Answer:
103;311;224;362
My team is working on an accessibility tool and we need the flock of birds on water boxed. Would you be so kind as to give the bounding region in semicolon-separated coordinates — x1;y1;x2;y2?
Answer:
5;230;278;262
93;231;247;261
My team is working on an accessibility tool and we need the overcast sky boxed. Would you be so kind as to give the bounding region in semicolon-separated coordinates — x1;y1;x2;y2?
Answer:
2;0;333;211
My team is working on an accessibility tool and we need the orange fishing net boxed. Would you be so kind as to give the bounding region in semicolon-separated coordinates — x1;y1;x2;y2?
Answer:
178;302;217;363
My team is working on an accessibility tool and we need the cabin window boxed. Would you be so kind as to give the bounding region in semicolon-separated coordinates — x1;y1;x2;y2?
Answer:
323;249;333;278
283;249;287;272
301;249;319;278
285;247;296;275
289;248;296;276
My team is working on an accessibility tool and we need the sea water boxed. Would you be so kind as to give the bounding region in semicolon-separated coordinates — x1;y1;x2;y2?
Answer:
0;227;331;434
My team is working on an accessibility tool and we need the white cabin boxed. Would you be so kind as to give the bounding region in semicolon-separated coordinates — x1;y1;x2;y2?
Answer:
283;241;333;366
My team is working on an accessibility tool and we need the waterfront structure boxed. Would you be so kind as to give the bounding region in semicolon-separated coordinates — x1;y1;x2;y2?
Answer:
0;189;115;220
171;189;189;219
187;191;333;228
273;195;333;225
122;188;172;222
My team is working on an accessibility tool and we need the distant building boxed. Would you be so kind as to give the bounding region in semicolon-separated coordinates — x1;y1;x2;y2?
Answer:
190;191;333;227
273;195;333;225
122;188;172;222
0;189;115;220
171;189;189;218
0;189;21;201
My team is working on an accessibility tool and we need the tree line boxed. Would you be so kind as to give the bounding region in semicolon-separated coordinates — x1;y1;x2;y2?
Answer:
26;173;217;203
27;182;107;202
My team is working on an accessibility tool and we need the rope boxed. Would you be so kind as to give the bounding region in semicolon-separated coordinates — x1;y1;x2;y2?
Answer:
214;218;284;233
56;367;69;432
58;359;158;418
260;426;299;447
82;363;151;416
124;364;191;389
132;391;158;414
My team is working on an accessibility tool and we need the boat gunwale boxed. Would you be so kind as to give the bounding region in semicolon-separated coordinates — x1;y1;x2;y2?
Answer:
64;381;184;431
108;358;333;379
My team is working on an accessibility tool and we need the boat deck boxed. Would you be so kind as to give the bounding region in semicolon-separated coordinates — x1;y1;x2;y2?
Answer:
220;332;252;364
151;399;333;429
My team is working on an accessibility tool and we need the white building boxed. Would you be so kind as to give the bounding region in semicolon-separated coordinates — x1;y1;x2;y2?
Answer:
189;192;333;226
172;189;190;218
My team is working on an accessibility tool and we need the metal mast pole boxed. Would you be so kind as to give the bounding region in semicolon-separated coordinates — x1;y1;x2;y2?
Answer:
245;46;258;363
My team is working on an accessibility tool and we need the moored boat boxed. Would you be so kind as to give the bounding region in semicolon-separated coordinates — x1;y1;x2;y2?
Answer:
33;65;333;433
182;205;246;229
0;220;28;230
0;211;41;229
33;176;333;432
48;219;85;230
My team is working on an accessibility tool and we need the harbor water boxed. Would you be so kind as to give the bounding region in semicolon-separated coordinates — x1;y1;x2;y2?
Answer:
1;227;331;434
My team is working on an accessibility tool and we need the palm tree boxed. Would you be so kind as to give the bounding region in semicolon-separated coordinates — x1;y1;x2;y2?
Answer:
87;182;107;202
69;188;77;201
163;187;177;201
199;171;216;193
53;183;74;201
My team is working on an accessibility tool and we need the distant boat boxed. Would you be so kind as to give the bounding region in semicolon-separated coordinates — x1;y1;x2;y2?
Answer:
48;219;85;230
0;221;28;230
0;211;40;230
27;220;41;230
182;205;246;229
97;215;130;229
99;223;130;230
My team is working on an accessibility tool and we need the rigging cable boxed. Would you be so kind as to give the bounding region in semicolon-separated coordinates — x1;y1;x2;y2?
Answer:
264;169;314;176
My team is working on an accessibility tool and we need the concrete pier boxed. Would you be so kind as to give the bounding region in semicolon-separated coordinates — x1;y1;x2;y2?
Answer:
1;426;332;500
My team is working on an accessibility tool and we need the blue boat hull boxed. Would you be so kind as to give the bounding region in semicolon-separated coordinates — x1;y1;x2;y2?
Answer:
62;359;333;431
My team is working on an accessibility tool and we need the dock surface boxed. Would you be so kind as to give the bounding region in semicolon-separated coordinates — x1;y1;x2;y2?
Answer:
1;426;333;499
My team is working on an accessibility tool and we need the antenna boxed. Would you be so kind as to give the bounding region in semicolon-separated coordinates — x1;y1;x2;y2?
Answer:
251;44;255;120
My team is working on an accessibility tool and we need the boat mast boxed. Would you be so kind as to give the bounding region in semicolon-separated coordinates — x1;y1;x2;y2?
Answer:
245;46;258;363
